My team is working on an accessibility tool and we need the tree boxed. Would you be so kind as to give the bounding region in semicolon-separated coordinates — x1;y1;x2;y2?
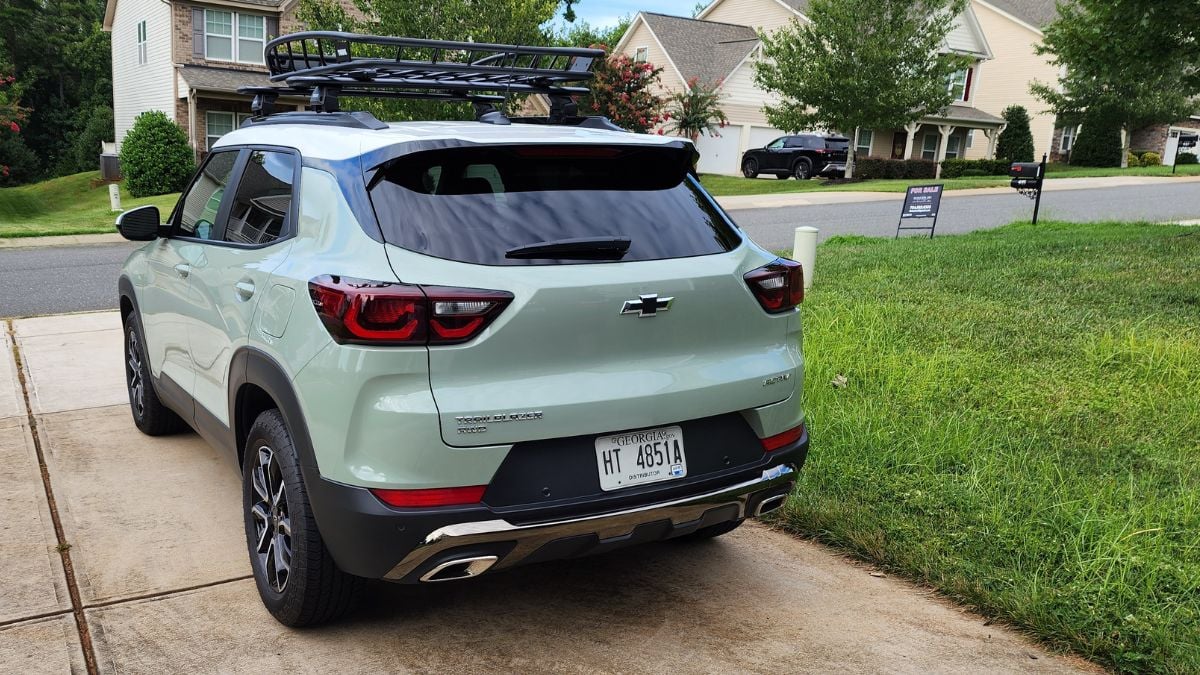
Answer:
575;48;665;133
663;78;728;141
552;17;630;48
0;71;36;185
994;105;1034;163
119;111;195;198
1068;118;1122;167
755;0;970;178
1032;0;1198;168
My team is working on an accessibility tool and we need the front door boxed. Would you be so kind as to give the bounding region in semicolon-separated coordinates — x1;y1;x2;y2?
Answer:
891;132;907;159
184;147;298;429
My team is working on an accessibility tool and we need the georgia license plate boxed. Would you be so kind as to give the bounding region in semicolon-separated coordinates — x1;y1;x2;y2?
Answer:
594;425;687;492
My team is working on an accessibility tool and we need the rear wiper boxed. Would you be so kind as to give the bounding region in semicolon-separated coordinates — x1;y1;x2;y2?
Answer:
505;236;631;260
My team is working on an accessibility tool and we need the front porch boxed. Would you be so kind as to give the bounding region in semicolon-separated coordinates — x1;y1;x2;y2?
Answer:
861;105;1006;177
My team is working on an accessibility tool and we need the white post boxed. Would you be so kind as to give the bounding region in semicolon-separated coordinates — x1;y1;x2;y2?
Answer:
108;184;121;212
792;226;818;290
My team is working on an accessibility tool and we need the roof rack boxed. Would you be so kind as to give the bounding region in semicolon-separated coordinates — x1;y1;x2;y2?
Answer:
237;31;605;125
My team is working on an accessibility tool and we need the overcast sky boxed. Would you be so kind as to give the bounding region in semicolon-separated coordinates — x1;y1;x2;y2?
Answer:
571;0;700;28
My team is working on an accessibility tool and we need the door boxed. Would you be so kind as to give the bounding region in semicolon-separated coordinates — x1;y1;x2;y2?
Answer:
891;132;907;159
762;137;788;170
184;148;297;427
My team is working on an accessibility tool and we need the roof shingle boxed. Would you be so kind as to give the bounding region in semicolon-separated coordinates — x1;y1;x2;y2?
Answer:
978;0;1058;29
641;12;759;86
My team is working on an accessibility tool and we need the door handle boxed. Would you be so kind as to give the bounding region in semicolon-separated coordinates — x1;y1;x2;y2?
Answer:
235;280;256;300
173;264;190;278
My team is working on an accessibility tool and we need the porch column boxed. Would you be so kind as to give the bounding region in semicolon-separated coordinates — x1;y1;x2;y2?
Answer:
985;124;1005;159
934;124;956;178
902;121;920;160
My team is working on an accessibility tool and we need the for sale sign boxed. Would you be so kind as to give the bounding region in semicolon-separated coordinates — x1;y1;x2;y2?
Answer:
900;184;943;219
1180;133;1198;149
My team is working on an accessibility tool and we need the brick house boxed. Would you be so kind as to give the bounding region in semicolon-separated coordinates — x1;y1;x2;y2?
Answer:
102;0;354;158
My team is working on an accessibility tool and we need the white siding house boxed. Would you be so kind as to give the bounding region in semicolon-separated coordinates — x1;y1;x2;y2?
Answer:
109;0;176;150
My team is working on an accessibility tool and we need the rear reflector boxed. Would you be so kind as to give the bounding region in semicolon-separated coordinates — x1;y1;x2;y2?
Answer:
369;485;488;508
761;424;805;452
744;259;804;313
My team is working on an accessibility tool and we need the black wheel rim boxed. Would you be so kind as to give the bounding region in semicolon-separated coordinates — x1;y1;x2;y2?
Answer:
796;164;809;179
125;330;145;417
743;160;757;176
250;445;292;593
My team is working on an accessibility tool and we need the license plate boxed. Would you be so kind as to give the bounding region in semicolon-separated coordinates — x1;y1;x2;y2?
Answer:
594;426;687;492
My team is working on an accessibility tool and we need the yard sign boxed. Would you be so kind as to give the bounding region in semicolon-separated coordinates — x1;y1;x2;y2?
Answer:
895;184;943;239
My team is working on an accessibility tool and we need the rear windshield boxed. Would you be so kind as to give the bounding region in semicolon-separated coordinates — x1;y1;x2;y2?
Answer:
824;138;850;150
367;145;741;266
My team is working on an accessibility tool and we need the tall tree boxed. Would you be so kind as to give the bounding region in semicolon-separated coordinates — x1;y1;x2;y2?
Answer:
994;105;1034;163
551;17;630;48
1031;0;1198;168
754;0;969;178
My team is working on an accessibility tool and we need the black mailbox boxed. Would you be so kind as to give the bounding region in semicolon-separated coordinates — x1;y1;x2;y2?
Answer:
1009;162;1042;179
1011;177;1040;189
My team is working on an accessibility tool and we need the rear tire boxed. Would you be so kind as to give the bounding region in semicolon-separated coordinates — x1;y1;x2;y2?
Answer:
792;159;812;180
677;519;743;541
123;314;187;436
741;158;759;178
243;409;361;627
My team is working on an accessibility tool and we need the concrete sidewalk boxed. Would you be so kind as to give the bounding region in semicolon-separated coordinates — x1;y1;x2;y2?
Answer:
0;311;1099;673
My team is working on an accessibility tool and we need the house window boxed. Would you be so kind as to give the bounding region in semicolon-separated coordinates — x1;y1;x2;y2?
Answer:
136;21;148;65
1060;125;1077;152
206;111;252;150
966;129;974;148
921;134;939;160
946;135;962;159
947;68;970;102
205;10;265;64
855;129;873;157
634;46;648;62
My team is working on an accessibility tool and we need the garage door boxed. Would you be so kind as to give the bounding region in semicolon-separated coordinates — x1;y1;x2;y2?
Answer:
694;132;742;175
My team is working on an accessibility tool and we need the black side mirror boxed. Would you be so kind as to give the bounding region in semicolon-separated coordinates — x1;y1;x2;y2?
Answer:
115;205;161;241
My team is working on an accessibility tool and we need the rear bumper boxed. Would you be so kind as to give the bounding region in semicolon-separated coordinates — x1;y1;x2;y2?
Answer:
305;435;807;581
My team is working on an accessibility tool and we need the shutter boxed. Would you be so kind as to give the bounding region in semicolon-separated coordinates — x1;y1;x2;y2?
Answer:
266;16;279;40
192;9;205;58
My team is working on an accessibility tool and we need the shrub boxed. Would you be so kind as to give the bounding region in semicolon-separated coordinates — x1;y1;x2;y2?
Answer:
1176;152;1198;165
70;106;116;174
1070;121;1122;167
960;168;987;177
940;158;1009;178
119;110;194;197
855;158;936;180
1139;151;1161;166
0;127;38;186
995;105;1035;163
1126;152;1142;167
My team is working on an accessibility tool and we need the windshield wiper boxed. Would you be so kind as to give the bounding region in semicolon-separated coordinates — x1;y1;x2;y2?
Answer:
505;236;631;260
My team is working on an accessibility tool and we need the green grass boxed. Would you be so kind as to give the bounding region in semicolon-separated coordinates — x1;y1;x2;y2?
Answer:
782;220;1200;672
0;171;179;238
701;163;1200;196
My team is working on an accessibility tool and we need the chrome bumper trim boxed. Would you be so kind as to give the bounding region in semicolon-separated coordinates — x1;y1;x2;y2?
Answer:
383;464;795;581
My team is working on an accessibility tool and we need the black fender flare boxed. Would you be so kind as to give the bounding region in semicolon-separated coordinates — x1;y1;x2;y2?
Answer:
227;347;320;476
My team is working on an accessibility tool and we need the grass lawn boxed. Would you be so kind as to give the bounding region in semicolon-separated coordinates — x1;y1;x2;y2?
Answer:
701;163;1200;196
785;220;1199;672
0;171;179;238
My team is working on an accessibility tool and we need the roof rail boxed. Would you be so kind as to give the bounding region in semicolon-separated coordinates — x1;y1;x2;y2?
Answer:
237;31;605;124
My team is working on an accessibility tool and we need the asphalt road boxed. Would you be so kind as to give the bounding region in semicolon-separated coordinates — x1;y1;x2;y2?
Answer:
2;182;1198;317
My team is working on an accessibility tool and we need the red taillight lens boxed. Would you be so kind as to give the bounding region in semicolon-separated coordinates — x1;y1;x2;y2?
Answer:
308;275;512;345
762;423;805;452
744;259;803;313
369;485;487;508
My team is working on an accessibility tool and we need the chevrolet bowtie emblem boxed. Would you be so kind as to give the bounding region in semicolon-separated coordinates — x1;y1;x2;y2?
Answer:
620;293;674;317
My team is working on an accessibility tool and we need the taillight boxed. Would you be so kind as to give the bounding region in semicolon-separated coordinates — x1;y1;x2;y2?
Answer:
744;259;803;313
762;423;805;452
308;275;512;346
369;485;487;508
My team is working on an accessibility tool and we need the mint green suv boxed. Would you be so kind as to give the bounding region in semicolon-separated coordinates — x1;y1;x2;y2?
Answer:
115;32;808;627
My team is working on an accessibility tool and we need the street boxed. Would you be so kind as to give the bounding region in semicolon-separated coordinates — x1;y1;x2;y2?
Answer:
2;181;1199;317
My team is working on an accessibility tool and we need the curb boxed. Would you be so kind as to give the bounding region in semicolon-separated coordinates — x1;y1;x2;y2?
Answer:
0;233;126;250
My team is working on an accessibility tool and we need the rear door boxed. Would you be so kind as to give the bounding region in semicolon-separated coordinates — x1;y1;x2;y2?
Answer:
370;143;801;448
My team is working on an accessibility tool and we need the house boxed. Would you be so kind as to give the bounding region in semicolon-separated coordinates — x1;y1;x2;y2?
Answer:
102;0;354;157
614;0;1062;175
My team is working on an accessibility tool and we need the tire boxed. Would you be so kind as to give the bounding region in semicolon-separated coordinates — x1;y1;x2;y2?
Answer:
741;158;759;178
792;159;812;180
677;519;743;542
243;409;362;627
123;314;187;436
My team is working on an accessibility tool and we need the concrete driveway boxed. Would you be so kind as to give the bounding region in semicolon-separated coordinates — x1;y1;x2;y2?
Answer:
0;311;1097;674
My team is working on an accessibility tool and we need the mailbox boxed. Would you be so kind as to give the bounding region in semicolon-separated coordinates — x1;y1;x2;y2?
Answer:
1009;162;1042;179
1011;177;1040;189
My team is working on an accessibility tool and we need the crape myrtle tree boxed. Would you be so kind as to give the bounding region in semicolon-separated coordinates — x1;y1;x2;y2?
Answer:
755;0;970;179
575;47;666;133
1032;0;1198;168
994;105;1034;163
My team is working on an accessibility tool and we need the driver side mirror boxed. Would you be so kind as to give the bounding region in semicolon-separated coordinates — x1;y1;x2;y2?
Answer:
115;205;162;241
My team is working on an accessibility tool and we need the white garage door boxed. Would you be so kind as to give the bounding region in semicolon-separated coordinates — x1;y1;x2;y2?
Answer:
694;132;742;175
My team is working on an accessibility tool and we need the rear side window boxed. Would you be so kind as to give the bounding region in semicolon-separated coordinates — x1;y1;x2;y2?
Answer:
368;145;741;265
824;138;850;151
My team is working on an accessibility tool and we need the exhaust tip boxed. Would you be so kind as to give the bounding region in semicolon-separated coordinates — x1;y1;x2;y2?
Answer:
754;494;787;517
419;555;499;583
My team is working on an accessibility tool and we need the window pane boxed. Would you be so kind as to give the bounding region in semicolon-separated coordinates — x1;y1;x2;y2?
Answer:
238;39;264;63
225;151;294;245
206;10;232;35
238;15;264;38
206;35;232;59
179;151;237;240
206;112;234;137
856;130;872;155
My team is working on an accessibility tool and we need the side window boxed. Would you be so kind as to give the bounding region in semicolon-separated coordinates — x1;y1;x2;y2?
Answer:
784;137;803;148
178;151;238;240
766;138;786;149
223;150;295;245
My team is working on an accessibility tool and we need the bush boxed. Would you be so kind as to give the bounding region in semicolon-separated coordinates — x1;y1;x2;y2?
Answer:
0;127;39;186
1176;152;1198;165
70;106;115;174
940;158;1009;178
995;105;1035;163
119;110;194;197
855;158;937;180
1070;121;1122;167
1139;151;1161;166
1126;152;1142;167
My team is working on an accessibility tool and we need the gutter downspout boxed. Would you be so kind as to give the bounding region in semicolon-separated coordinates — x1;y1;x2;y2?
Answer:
188;87;198;157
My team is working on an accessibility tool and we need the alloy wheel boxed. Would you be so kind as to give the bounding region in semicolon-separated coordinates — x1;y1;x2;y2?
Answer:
742;159;758;178
125;330;145;417
250;445;292;593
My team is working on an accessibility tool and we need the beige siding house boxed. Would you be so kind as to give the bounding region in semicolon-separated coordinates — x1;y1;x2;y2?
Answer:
616;0;1062;175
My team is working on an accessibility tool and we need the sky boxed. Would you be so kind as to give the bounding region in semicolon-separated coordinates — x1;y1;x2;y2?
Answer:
571;0;700;29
